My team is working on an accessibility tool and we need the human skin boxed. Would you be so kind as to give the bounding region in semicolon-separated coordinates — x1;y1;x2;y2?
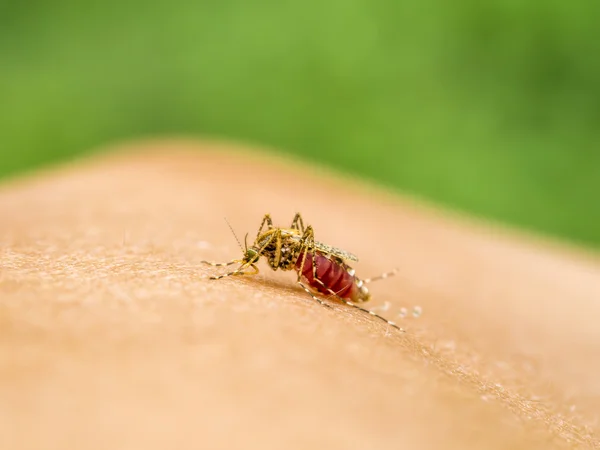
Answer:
1;140;599;449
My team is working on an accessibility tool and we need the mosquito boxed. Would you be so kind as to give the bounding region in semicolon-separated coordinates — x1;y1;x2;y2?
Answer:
201;213;408;332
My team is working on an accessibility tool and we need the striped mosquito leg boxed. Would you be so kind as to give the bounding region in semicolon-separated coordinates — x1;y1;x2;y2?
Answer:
206;270;244;280
255;213;274;239
297;281;332;309
362;268;399;284
308;259;405;333
200;260;257;280
290;212;305;233
360;269;421;319
320;283;405;332
341;298;405;332
200;260;238;268
293;229;332;309
200;260;237;279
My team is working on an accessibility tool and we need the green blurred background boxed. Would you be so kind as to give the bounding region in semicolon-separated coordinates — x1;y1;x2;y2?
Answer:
1;1;599;248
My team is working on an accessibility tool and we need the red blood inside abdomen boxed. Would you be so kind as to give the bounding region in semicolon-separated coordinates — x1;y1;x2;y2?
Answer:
295;251;357;301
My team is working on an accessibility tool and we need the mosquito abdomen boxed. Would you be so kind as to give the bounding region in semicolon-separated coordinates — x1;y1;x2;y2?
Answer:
295;251;360;301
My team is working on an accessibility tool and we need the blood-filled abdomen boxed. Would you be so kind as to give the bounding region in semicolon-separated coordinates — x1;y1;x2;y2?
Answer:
295;251;358;301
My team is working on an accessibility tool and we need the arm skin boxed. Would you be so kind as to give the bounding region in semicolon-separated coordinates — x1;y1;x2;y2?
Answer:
1;140;599;449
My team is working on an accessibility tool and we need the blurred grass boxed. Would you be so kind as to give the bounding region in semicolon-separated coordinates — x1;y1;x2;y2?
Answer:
1;0;599;247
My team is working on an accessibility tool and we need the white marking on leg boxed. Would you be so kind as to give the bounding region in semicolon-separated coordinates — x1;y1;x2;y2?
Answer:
363;268;399;284
310;272;405;333
298;281;331;308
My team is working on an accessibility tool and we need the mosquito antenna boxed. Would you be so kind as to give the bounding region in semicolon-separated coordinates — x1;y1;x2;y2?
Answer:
224;218;244;252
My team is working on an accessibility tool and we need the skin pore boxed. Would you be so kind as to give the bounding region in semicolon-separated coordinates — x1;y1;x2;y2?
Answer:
1;140;599;449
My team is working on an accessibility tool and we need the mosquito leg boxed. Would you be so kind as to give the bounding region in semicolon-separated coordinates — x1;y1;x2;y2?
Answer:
363;268;399;284
310;270;405;333
295;225;315;283
290;213;306;233
270;229;283;269
200;260;239;268
297;281;332;309
256;214;274;240
206;263;259;280
358;269;420;318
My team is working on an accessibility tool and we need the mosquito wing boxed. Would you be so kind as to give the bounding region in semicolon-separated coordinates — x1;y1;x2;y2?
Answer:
288;234;359;262
312;240;359;262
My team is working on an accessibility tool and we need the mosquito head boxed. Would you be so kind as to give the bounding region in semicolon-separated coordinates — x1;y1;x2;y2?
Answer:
242;247;260;264
223;220;259;265
239;233;258;264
